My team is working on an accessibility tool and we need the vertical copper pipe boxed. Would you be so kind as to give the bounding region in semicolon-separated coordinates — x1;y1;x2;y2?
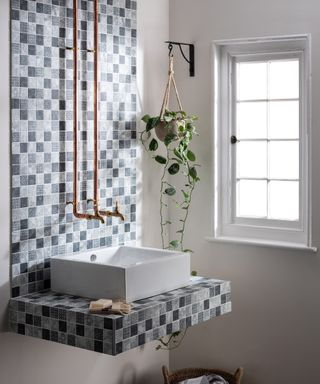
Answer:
93;0;124;221
93;0;99;214
72;0;79;218
67;0;104;223
67;0;122;222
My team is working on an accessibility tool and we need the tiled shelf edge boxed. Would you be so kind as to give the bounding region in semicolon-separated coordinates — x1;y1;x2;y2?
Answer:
9;277;232;356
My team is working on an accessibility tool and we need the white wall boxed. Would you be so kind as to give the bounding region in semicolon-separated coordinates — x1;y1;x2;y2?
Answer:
169;1;320;383
0;1;170;384
137;0;170;249
0;0;11;334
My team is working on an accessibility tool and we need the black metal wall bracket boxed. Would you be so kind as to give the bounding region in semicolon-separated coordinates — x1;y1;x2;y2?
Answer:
165;41;195;77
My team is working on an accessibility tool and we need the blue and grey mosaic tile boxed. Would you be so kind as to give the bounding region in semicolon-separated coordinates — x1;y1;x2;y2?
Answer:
11;0;137;297
9;278;232;355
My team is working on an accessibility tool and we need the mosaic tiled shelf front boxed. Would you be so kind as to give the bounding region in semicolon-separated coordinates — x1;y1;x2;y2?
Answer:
9;277;231;355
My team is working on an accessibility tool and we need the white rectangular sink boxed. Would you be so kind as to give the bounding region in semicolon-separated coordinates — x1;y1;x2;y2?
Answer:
51;246;191;302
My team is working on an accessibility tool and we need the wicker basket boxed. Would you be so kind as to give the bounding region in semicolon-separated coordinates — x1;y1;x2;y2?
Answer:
162;366;244;384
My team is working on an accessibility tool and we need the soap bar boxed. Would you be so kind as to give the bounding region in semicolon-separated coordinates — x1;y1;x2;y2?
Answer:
89;299;112;313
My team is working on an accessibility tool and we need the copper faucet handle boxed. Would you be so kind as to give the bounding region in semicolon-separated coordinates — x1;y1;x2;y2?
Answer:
115;201;125;221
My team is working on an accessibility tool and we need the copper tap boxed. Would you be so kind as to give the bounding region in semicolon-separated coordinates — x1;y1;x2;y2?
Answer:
99;201;125;221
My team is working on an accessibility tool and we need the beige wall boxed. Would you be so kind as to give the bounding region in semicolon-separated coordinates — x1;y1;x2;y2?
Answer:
0;1;170;384
169;0;320;383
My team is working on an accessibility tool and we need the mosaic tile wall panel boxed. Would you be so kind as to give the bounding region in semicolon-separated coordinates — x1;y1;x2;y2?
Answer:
9;278;232;355
11;0;137;297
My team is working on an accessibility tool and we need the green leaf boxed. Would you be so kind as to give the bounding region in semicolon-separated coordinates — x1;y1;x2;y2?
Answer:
181;190;189;200
186;149;196;162
154;155;167;164
176;230;183;233
164;115;173;122
191;270;198;276
174;148;183;160
146;119;154;132
186;122;194;131
189;166;198;180
184;249;194;253
168;163;180;175
164;187;176;196
149;138;158;151
146;117;160;132
141;114;151;123
169;240;180;249
164;132;177;146
178;125;185;134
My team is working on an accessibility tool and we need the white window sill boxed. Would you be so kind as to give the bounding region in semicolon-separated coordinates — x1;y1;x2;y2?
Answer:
205;236;317;253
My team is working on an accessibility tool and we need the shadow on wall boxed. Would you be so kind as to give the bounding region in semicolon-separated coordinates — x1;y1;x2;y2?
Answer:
0;281;10;332
0;242;10;333
0;332;166;384
118;360;164;384
118;363;137;384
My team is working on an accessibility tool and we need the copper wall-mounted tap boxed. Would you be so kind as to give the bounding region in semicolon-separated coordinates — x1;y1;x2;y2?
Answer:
99;201;125;221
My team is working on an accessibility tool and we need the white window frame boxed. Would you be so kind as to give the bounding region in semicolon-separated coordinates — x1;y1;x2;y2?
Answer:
211;35;315;251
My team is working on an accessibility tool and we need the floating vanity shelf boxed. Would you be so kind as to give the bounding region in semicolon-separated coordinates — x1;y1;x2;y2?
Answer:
9;277;231;356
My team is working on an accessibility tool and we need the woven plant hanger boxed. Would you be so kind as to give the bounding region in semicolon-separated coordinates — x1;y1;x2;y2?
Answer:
160;53;183;120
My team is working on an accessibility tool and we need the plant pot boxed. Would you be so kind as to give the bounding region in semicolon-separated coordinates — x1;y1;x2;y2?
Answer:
155;120;179;142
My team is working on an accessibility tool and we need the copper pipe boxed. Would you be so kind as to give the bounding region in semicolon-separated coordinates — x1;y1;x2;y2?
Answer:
67;0;104;223
92;0;124;221
72;0;79;218
67;0;124;223
93;0;99;218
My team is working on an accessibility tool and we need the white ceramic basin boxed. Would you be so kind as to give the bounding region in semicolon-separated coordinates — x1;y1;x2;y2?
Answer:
51;246;190;302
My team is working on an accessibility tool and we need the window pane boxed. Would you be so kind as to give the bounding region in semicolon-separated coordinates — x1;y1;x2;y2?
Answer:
237;180;267;217
269;60;299;99
237;141;267;178
268;181;299;220
237;102;267;139
269;141;299;179
237;62;267;100
269;100;299;139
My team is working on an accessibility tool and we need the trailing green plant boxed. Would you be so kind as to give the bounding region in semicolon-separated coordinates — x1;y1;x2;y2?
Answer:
141;109;200;351
140;110;200;350
155;329;189;351
141;110;200;252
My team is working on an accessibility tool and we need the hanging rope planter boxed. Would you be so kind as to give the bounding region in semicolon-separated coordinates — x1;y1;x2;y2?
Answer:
140;46;200;351
140;47;200;252
155;54;184;141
